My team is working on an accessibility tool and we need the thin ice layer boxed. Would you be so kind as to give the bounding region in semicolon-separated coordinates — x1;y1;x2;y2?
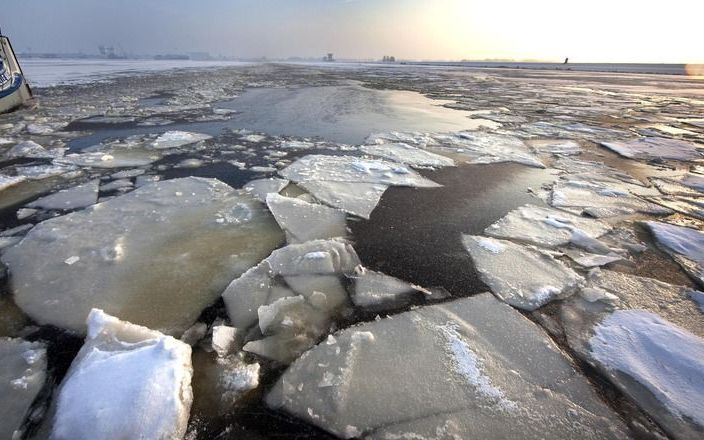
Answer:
360;142;455;168
589;310;704;438
0;338;47;440
462;235;582;310
298;181;387;219
266;193;347;243
267;293;627;439
150;130;212;149
27;180;99;210
243;177;289;202
427;131;544;168
51;309;193;440
645;221;704;287
2;177;283;335
551;179;670;217
485;204;611;248
601;137;704;161
55;149;161;168
351;267;425;311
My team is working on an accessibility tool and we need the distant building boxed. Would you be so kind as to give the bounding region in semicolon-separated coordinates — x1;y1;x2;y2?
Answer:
382;55;396;63
323;53;334;62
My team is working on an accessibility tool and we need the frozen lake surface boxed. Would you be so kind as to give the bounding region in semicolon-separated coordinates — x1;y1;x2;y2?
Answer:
1;63;704;439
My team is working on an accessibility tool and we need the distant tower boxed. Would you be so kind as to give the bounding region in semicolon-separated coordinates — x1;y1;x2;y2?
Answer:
564;57;569;64
324;53;334;62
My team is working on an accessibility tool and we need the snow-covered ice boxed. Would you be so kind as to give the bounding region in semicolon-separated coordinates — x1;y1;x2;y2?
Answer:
360;142;455;168
462;235;583;310
0;337;47;440
150;130;212;149
484;204;611;248
51;309;193;440
267;293;627;439
56;149;161;169
601;137;704;161
645;221;704;287
551;179;671;217
2;177;283;335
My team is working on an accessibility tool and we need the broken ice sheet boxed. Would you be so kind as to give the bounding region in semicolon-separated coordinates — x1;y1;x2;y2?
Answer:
278;154;441;219
267;293;628;439
222;239;359;363
647;195;704;220
601;137;704;161
484;204;611;248
566;308;704;440
51;309;193;440
150;130;212;149
426;131;545;168
645;221;704;287
55;149;161;169
26;179;99;210
266;193;347;244
550;179;671;217
243;177;289;202
462;235;583;310
2;177;283;335
360;142;455;168
527;139;581;156
0;337;47;440
5;140;65;160
350;266;427;311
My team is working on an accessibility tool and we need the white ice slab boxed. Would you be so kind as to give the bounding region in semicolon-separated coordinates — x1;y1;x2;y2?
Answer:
0;175;26;192
56;149;161;169
0;337;47;440
267;293;627;439
298;180;387;219
427;132;545;168
485;204;611;248
2;177;283;335
243;177;289;202
266;193;347;243
6;140;64;159
462;235;582;310
51;309;193;440
645;221;704;286
351;266;426;311
27;179;99;210
150;130;212;149
601;137;704;161
360;142;455;168
551;179;671;217
589;310;704;438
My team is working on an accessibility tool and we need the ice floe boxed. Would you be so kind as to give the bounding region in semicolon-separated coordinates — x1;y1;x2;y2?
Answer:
222;239;359;363
56;149;161;169
601;137;704;161
462;235;582;310
51;309;193;440
267;293;628;439
26;179;99;210
243;177;289;202
0;337;47;440
484;204;611;248
5;140;64;160
2;177;283;335
150;130;212;149
360;142;455;168
350;266;428;311
645;221;704;287
266;193;347;243
551;179;671;217
279;155;439;219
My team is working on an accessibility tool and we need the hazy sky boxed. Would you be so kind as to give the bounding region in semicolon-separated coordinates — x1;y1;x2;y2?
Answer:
4;0;703;63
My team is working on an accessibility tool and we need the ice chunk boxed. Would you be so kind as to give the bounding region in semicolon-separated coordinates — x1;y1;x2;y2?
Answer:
26;179;99;210
565;250;623;267
266;193;347;243
267;293;627;439
601;137;704;161
551;179;670;217
2;177;283;335
588;310;704;438
56;149;160;168
360;142;455;168
150;130;212;149
351;266;426;311
280;154;440;188
110;168;146;179
462;235;582;310
645;221;704;287
51;309;192;440
211;325;239;357
647;195;704;220
0;174;26;192
6;140;64;159
528;139;581;156
0;338;47;440
100;178;134;192
298;180;387;219
427;131;545;168
222;240;358;363
243;177;289;202
485;204;611;248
